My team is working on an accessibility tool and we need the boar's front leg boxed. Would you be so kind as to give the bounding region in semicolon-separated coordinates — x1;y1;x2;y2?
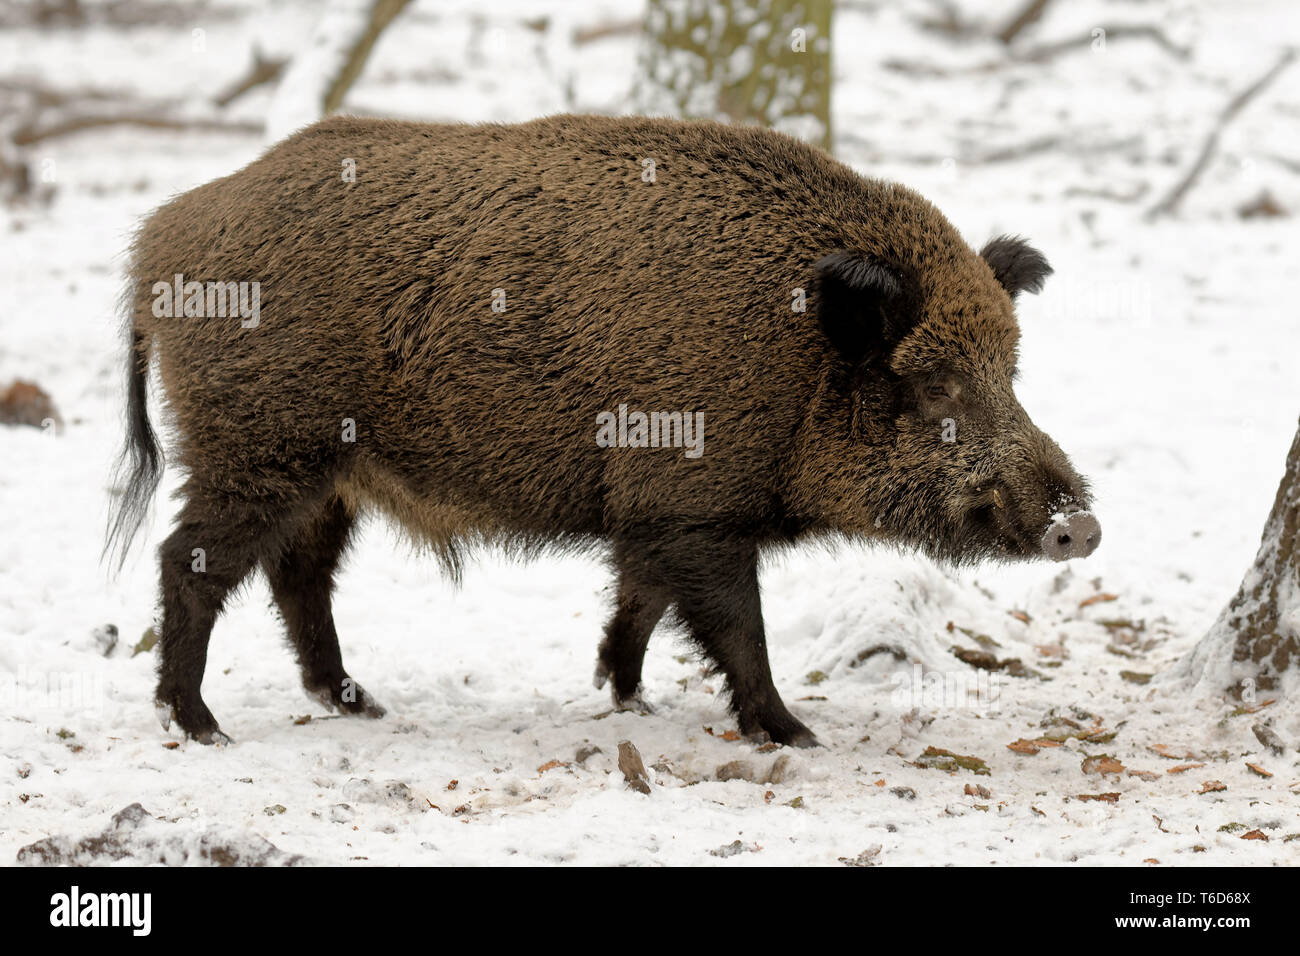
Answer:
649;533;819;748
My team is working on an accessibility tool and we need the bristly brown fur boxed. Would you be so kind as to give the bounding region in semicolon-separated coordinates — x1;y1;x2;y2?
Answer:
109;114;1092;746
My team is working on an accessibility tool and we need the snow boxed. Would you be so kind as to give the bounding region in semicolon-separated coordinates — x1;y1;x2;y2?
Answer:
2;0;1299;866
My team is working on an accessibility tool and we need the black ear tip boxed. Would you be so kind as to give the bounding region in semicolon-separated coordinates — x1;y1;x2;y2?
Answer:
1021;267;1051;295
1018;249;1052;295
979;234;1052;298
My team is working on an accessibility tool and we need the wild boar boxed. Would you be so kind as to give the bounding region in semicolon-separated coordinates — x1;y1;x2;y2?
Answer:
107;114;1099;747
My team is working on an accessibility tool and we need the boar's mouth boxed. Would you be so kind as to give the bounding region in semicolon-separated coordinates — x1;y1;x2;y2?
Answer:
964;501;1038;559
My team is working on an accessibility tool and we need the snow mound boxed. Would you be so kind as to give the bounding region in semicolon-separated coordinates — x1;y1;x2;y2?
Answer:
16;802;309;867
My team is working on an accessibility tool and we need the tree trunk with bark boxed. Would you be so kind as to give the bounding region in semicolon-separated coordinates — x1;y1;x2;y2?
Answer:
1175;417;1300;698
640;0;833;151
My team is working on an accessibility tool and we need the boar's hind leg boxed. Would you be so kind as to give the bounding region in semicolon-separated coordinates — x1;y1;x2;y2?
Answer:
154;493;268;744
594;574;669;710
263;495;385;719
661;536;819;748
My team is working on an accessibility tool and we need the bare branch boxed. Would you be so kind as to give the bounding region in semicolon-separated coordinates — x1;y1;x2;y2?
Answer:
213;49;288;109
13;113;261;146
996;0;1051;46
572;18;641;47
1017;25;1190;63
884;23;1191;77
322;0;415;115
1147;47;1296;220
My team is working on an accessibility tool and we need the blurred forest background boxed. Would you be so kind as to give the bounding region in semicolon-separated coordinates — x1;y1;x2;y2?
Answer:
2;0;1294;214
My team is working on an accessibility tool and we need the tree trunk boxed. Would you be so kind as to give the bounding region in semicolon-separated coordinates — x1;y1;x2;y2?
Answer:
640;0;833;152
1175;417;1300;697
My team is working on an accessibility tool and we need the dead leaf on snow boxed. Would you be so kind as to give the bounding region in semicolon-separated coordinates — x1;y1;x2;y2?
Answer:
1077;792;1120;804
1007;738;1040;755
1167;763;1206;774
710;840;761;858
838;845;882;867
1082;755;1125;775
1199;780;1227;794
1120;671;1153;685
1079;593;1119;608
914;746;990;775
1241;829;1268;841
1245;762;1273;779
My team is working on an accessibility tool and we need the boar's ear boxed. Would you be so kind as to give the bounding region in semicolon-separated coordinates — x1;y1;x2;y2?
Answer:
814;252;908;360
979;235;1052;299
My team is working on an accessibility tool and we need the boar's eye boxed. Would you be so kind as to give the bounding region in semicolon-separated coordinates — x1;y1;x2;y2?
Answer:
925;380;961;402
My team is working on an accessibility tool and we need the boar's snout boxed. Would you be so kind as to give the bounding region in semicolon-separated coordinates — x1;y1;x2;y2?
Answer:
1040;507;1101;562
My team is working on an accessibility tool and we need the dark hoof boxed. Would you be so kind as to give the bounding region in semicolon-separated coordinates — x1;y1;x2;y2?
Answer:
195;728;234;746
740;711;820;748
611;688;654;715
595;656;649;712
307;677;386;718
780;726;822;749
155;693;226;744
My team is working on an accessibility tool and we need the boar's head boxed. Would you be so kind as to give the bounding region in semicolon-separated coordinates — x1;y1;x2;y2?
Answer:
806;233;1099;565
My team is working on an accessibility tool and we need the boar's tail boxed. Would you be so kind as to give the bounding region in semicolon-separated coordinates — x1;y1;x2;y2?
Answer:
104;327;162;571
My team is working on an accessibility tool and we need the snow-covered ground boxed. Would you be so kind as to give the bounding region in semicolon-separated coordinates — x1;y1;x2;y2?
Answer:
2;0;1298;865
